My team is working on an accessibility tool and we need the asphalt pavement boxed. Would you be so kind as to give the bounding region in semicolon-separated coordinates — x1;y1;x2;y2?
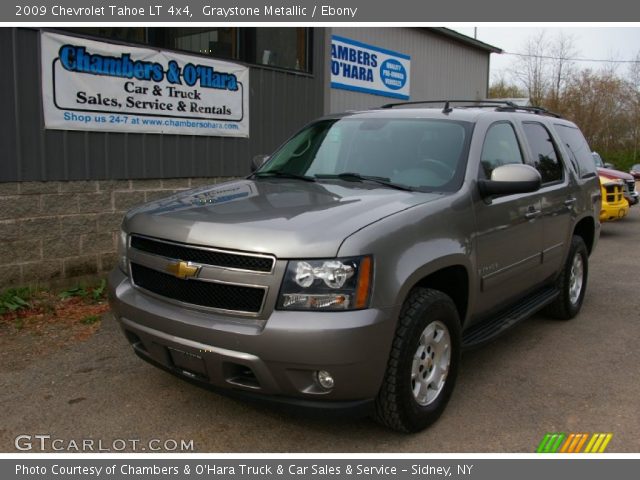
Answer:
1;208;639;453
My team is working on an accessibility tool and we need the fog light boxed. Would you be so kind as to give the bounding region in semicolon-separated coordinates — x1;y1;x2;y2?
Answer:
315;370;335;390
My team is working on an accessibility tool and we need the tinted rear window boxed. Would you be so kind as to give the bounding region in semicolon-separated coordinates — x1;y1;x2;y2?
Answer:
554;124;598;179
522;122;564;184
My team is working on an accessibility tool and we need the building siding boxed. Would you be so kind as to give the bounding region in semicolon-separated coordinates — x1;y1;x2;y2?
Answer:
0;28;326;183
327;27;492;113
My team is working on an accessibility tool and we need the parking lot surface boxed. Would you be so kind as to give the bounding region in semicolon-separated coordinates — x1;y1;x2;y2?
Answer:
1;209;639;453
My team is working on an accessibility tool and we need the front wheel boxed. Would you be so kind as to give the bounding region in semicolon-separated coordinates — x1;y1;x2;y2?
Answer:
374;288;461;432
544;236;589;320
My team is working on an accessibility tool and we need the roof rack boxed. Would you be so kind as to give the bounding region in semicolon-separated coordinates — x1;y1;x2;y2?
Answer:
380;99;519;109
494;105;563;118
379;99;563;118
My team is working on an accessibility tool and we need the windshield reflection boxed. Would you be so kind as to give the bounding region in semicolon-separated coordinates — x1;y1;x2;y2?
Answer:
257;117;472;192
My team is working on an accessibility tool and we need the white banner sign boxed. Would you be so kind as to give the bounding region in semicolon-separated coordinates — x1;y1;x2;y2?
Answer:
41;32;249;137
330;35;411;100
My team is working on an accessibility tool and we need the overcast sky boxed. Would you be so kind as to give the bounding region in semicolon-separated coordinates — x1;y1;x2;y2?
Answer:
452;27;640;83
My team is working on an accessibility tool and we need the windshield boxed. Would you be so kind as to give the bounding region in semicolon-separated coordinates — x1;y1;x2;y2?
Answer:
592;152;604;168
257;117;473;192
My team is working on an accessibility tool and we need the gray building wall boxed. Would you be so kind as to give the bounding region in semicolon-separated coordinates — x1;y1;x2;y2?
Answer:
326;27;492;113
0;27;326;183
0;27;326;289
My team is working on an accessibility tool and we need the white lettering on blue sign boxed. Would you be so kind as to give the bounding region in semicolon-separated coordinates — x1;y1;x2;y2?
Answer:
330;35;410;100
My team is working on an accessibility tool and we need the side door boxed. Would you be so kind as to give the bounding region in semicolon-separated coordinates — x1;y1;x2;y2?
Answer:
473;121;544;315
520;121;575;280
554;122;601;228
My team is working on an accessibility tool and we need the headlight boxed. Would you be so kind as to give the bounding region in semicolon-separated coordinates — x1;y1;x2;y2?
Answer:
277;256;372;311
116;229;128;275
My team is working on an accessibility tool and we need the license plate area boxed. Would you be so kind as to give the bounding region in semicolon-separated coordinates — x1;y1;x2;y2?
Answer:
167;346;208;380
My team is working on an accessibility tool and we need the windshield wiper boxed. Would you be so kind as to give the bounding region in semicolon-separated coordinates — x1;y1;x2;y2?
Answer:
253;170;316;182
316;172;416;191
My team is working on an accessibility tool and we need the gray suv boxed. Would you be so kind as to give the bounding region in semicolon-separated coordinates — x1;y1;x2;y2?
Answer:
108;101;601;432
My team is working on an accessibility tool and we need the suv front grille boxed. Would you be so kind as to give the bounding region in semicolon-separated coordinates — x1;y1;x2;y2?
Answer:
131;263;265;314
626;180;636;194
131;235;274;273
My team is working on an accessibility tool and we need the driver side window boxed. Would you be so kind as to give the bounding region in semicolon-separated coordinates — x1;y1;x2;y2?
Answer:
480;123;524;179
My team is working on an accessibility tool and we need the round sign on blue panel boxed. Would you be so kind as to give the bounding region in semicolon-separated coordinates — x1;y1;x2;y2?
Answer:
380;59;407;90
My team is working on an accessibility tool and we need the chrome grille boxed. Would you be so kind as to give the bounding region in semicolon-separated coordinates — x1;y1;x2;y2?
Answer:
131;235;274;273
131;263;265;314
626;180;636;193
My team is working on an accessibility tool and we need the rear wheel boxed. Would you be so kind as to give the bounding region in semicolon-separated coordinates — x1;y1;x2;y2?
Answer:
545;236;589;320
374;288;461;432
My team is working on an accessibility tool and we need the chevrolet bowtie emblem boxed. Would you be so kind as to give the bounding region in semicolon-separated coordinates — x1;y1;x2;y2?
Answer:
166;261;201;279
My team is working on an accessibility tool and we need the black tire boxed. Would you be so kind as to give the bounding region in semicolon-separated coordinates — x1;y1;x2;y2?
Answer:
544;236;589;320
374;288;461;433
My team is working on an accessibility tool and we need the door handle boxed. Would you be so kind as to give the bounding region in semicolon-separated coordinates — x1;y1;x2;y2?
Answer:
525;209;541;219
564;197;577;206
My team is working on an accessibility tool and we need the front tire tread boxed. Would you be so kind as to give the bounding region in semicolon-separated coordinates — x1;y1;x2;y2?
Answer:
374;288;461;432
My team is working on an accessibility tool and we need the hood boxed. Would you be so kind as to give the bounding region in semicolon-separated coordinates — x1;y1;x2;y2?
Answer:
598;167;633;181
599;175;623;186
124;178;441;258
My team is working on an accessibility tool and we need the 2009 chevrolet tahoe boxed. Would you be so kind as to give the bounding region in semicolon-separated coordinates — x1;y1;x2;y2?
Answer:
108;100;601;432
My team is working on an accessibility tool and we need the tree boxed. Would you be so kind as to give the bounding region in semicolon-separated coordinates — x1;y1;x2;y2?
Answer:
562;69;629;154
508;31;576;109
497;32;640;170
510;31;550;106
627;51;640;162
548;32;577;111
488;76;526;99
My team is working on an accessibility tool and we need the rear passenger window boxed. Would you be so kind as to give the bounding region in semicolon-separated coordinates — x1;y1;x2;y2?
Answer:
480;123;524;178
554;124;598;179
522;122;564;184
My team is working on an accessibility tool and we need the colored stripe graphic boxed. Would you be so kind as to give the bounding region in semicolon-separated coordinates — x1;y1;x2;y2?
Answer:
559;433;587;453
584;433;613;453
536;433;613;453
536;433;565;453
559;433;576;453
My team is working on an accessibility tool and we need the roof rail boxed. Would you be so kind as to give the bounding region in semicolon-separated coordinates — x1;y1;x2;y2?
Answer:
379;99;564;118
494;105;563;118
380;99;519;109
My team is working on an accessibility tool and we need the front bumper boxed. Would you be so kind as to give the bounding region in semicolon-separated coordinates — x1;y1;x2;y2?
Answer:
625;191;639;206
599;201;629;222
108;269;397;408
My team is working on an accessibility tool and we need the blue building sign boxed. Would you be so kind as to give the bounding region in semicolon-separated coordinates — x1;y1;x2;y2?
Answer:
330;35;411;100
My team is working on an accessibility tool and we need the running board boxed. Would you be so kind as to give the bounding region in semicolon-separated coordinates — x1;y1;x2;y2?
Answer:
462;286;559;349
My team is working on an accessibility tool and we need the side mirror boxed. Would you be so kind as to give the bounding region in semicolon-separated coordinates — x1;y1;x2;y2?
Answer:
251;154;270;172
478;164;541;197
604;162;614;169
